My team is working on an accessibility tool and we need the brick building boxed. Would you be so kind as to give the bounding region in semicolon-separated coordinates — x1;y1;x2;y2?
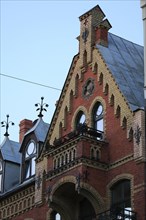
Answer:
0;4;145;220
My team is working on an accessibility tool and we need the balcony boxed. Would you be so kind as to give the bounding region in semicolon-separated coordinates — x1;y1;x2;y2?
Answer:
53;124;104;148
96;207;137;220
46;125;107;180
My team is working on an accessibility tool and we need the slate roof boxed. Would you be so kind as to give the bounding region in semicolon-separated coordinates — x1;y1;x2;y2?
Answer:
24;117;49;142
96;32;144;111
0;137;21;164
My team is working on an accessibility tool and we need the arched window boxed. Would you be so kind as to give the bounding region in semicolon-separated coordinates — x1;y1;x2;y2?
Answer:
111;179;131;210
24;141;36;180
75;111;86;129
92;102;104;132
55;213;61;220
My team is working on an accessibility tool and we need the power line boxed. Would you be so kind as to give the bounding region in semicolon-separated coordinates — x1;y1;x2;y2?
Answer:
0;73;62;91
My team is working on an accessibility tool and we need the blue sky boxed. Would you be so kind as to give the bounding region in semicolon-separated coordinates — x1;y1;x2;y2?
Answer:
0;0;144;142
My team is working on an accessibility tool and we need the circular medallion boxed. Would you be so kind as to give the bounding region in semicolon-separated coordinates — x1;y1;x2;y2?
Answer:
82;78;95;99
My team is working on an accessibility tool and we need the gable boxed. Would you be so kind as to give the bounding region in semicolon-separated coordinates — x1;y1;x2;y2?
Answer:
47;45;134;146
45;4;144;147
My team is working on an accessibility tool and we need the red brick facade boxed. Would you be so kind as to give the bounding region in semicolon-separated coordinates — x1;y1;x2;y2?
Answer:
0;4;145;220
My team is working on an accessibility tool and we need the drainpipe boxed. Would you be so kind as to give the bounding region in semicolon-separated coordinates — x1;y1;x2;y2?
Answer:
141;0;146;95
140;1;146;220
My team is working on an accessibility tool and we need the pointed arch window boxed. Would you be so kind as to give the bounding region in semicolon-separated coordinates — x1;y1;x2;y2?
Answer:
75;111;86;129
24;141;36;180
93;102;104;132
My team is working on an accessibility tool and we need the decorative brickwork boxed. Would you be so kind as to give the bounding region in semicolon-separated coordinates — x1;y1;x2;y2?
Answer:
133;110;145;161
0;185;35;219
35;157;48;205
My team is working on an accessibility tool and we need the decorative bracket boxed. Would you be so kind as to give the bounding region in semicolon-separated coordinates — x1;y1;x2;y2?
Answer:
76;170;89;194
134;125;142;145
35;173;42;190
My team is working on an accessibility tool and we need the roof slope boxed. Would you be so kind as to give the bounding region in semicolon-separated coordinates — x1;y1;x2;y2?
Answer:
24;117;49;142
97;33;144;111
0;137;21;163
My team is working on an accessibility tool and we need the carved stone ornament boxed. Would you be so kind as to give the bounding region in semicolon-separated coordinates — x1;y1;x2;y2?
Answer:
82;78;95;99
134;125;142;145
82;28;89;43
35;173;42;190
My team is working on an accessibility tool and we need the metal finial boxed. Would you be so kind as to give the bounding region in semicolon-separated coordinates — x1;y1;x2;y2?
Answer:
35;97;49;118
1;114;15;137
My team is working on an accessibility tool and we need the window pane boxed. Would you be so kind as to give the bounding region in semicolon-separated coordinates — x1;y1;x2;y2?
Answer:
79;114;86;124
97;119;103;131
31;157;36;176
25;161;31;179
93;102;104;132
111;180;131;208
0;174;2;191
56;213;61;220
27;142;36;155
76;112;86;129
96;104;103;116
0;161;2;171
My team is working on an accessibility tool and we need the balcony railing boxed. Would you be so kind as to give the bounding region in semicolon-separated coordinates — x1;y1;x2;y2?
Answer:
96;207;137;220
53;124;104;147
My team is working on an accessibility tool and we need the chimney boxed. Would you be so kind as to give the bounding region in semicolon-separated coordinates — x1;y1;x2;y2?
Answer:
19;119;33;143
95;19;112;47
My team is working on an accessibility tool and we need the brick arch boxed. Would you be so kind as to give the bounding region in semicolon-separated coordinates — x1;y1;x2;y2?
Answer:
47;176;76;220
48;176;105;217
107;173;134;209
71;106;88;129
80;182;105;214
50;176;76;200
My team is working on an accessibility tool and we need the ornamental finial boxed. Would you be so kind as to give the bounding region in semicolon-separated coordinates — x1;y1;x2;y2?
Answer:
35;97;49;118
1;115;15;137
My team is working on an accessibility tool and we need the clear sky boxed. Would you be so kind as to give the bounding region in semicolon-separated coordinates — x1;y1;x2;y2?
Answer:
0;0;144;143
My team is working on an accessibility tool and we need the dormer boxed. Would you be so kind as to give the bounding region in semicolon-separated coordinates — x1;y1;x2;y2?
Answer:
19;97;49;183
0;115;21;194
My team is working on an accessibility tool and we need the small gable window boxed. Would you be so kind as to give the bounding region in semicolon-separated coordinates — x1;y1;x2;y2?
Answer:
24;141;36;180
92;102;104;132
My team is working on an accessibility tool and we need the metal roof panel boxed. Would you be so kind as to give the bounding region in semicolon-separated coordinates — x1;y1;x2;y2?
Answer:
96;33;144;110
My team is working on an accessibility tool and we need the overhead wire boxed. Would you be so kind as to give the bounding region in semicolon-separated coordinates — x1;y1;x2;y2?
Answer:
0;73;62;91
